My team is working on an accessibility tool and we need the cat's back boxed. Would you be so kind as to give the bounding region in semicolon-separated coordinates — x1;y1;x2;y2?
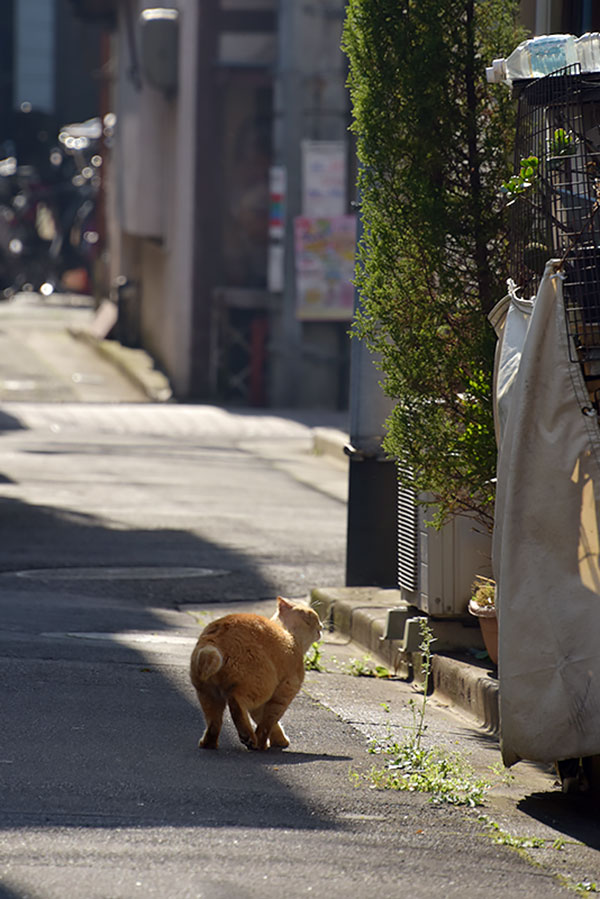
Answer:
198;612;296;657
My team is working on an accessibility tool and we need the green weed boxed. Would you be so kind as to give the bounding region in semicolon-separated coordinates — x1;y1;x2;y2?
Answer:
362;619;490;807
348;655;391;678
304;640;326;672
488;760;515;786
478;816;578;855
367;739;489;806
348;768;361;788
485;820;545;849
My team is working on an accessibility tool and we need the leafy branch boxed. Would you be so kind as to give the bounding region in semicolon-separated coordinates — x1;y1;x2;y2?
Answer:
501;154;539;205
344;0;525;531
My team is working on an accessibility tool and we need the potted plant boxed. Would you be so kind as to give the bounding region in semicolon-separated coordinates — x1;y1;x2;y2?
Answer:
468;576;498;665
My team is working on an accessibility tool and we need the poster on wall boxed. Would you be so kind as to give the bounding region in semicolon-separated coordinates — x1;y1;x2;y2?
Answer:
294;215;357;321
301;140;346;217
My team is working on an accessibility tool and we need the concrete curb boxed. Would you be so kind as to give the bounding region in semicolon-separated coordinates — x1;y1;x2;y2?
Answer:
71;329;173;403
431;654;499;732
310;585;499;733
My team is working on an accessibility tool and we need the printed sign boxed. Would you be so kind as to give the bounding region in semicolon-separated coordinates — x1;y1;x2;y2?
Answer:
294;215;357;321
302;141;346;217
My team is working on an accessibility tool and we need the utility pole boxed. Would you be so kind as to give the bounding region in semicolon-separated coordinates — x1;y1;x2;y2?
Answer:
271;0;306;406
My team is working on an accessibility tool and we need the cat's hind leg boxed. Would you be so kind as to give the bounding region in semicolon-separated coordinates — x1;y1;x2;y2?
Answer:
228;695;258;750
255;692;294;751
267;722;290;749
195;687;226;749
251;705;289;749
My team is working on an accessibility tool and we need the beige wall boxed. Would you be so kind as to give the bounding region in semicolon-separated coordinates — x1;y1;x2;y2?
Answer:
522;0;581;35
519;0;536;34
110;0;199;397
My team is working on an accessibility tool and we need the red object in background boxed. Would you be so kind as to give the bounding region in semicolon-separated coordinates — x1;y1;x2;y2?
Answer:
249;314;268;406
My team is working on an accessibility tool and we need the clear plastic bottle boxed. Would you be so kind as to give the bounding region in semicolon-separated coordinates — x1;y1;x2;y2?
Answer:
487;34;577;84
528;34;577;76
575;33;600;73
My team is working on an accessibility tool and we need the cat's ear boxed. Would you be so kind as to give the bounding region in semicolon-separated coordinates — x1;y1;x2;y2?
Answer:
277;596;293;612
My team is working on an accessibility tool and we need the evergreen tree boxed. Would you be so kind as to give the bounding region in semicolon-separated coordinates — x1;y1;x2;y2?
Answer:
343;0;526;530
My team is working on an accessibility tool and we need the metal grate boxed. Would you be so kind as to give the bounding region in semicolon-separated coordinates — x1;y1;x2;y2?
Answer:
510;65;600;369
397;475;419;593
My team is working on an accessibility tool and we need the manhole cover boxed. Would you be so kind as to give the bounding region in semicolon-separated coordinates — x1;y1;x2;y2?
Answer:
10;566;229;581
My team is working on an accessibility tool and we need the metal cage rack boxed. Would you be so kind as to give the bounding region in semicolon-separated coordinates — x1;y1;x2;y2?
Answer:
509;64;600;379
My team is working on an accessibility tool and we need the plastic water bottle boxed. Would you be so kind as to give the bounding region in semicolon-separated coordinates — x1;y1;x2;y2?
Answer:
487;34;578;84
528;34;577;76
575;33;600;73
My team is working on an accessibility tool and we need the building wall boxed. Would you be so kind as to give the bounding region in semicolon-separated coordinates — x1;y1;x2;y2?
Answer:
55;0;102;125
14;0;56;114
12;0;100;125
270;0;350;409
110;0;201;397
0;2;15;148
526;0;600;34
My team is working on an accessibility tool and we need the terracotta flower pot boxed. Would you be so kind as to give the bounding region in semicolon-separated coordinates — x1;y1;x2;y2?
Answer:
468;599;498;665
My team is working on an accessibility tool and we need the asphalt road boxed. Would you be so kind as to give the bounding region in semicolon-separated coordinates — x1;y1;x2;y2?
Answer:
0;294;597;898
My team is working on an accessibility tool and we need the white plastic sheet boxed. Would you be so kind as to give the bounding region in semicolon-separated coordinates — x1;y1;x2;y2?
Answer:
491;261;600;766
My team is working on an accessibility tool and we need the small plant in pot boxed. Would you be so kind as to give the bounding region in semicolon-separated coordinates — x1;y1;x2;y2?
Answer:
468;576;498;665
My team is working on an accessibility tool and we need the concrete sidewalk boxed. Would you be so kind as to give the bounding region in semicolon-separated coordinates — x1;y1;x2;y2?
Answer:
309;585;499;734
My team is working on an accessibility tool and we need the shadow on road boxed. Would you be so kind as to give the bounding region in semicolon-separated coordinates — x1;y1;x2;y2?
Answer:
518;791;600;850
0;885;28;899
0;493;347;836
0;410;25;432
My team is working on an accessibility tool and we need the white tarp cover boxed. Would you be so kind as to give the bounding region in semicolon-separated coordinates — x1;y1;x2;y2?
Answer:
491;260;600;767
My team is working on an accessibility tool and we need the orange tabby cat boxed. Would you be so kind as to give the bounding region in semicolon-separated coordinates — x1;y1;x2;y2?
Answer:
190;596;322;751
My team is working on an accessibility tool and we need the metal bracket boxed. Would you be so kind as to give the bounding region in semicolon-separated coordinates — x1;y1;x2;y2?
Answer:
344;443;389;462
382;609;427;653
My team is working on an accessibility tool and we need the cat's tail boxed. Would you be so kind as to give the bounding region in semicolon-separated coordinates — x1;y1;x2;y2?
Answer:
192;644;223;681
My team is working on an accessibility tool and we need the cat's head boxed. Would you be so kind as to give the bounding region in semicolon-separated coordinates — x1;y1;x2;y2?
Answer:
275;596;322;652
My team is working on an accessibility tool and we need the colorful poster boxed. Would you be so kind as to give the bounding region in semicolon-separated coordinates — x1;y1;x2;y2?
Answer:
294;215;357;321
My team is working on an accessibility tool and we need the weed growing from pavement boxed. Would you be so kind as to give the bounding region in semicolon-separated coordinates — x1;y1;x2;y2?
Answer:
478;814;581;852
366;740;489;806
347;655;392;678
476;814;592;895
304;640;327;672
355;619;490;806
487;760;516;785
482;817;546;849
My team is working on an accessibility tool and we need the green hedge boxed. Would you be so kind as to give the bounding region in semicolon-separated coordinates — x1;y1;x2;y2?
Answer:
343;0;526;530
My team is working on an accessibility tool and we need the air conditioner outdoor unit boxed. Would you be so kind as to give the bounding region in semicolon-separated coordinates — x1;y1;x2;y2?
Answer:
398;483;493;618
